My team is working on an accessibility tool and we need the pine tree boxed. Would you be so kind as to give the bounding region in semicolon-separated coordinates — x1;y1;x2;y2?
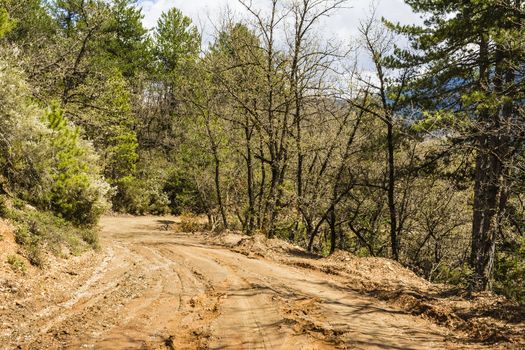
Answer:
105;0;150;79
389;0;525;290
153;8;200;73
44;103;109;226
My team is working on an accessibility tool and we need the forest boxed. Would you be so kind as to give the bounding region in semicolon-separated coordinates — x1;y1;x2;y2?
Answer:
0;0;524;303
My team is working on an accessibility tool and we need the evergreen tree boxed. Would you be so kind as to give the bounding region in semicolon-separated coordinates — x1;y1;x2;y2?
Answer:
43;103;109;226
105;0;150;79
153;8;200;73
1;0;55;45
388;0;525;290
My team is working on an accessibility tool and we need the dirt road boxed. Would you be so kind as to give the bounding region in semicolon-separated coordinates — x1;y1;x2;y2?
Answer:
2;216;480;349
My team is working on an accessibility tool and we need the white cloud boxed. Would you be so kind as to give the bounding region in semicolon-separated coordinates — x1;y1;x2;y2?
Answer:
136;0;422;59
328;0;422;40
138;0;244;31
139;0;172;29
137;0;421;34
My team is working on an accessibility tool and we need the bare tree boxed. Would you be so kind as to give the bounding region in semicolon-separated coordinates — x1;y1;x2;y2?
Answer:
353;11;411;260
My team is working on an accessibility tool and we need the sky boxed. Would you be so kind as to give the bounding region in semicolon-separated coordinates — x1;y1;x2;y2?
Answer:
136;0;422;44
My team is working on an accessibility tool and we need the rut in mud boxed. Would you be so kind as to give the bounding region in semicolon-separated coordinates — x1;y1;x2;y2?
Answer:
1;216;498;349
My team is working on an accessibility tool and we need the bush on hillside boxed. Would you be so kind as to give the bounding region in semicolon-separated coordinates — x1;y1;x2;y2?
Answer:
0;56;109;226
6;202;99;266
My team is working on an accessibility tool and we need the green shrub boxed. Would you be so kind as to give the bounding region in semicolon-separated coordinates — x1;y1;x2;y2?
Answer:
164;169;206;215
0;195;7;217
0;59;109;227
494;237;525;302
7;255;26;274
0;8;15;38
433;263;474;288
7;203;99;266
113;153;172;215
113;176;170;215
179;213;207;233
0;57;46;194
12;221;45;266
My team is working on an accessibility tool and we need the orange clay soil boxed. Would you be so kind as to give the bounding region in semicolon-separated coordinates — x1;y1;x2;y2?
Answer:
1;216;523;349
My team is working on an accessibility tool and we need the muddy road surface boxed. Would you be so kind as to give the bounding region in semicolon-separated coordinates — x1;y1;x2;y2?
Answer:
3;216;479;349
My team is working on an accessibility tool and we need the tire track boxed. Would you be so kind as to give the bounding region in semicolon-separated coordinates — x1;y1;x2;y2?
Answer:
4;216;484;350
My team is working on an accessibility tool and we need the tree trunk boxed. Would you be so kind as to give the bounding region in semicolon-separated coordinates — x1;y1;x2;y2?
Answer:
205;117;228;229
256;135;266;229
387;120;399;260
214;152;228;229
329;207;337;255
245;122;255;235
266;160;279;238
470;148;503;290
469;37;511;291
307;221;316;252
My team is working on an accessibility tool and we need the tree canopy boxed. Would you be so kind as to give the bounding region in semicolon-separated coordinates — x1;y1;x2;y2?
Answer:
1;0;524;301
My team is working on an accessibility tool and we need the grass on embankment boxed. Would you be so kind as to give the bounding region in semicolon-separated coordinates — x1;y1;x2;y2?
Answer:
0;195;99;268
